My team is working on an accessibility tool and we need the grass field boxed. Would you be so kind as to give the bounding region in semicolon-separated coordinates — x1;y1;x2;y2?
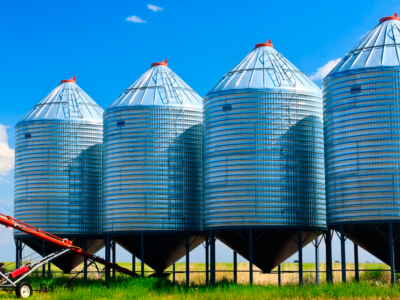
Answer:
1;262;399;299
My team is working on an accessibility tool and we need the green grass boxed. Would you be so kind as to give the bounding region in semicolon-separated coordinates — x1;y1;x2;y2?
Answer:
1;276;400;300
0;263;400;300
1;263;398;299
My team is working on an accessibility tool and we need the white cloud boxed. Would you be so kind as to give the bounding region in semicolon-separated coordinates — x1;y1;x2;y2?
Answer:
147;4;164;12
310;58;342;81
0;124;14;178
126;15;147;23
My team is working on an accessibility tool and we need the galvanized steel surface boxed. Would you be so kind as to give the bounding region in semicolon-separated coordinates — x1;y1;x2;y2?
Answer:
329;18;400;76
14;81;103;235
324;17;400;224
20;82;103;122
204;45;326;229
103;65;203;232
108;65;202;109
207;45;320;94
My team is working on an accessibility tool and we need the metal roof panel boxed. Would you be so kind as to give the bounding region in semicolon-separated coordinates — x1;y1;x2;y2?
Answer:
328;18;400;77
206;44;321;96
107;64;202;110
19;81;103;123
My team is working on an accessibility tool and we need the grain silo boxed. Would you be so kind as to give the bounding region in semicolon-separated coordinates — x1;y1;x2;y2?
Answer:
203;41;326;283
14;77;104;273
323;14;400;282
103;60;203;278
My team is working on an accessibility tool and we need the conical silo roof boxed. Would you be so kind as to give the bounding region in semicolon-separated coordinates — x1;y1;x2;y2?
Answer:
107;59;202;110
207;40;320;95
19;76;103;123
329;13;400;76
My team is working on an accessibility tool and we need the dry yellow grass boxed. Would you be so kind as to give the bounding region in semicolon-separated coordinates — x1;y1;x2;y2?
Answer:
27;261;391;286
163;262;391;286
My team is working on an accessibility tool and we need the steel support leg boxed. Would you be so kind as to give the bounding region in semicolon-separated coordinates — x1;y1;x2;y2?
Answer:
186;233;190;285
210;230;215;285
105;234;110;280
15;239;18;270
141;233;145;278
205;235;209;286
278;264;281;287
340;225;346;283
233;251;237;283
48;262;51;277
354;243;359;283
15;239;21;269
132;254;136;272
42;240;46;277
19;240;23;268
249;229;253;285
173;264;176;283
112;240;116;279
20;241;23;268
389;222;395;285
84;236;88;279
315;237;320;285
298;229;303;287
18;240;22;269
325;229;333;283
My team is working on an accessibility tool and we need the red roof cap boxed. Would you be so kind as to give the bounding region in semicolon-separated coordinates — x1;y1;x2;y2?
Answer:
61;76;76;84
379;13;400;23
151;59;168;67
255;39;273;48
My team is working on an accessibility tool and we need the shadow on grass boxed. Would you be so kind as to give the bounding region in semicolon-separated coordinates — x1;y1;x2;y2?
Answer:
3;274;400;300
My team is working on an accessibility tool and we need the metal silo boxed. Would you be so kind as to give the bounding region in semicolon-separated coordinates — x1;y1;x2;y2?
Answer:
323;13;400;279
203;41;326;278
103;60;203;277
14;77;104;273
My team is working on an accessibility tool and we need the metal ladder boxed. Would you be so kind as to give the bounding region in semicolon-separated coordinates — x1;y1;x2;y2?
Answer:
159;70;184;105
61;86;83;119
263;50;281;87
167;71;184;104
61;86;70;118
391;23;400;43
159;70;174;104
71;88;84;119
266;50;297;87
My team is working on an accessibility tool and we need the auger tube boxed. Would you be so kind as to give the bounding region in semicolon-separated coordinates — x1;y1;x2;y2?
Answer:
0;214;138;278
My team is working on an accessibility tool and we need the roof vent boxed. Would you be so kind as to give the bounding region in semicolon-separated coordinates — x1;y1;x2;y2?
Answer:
255;39;273;48
61;76;76;84
151;59;168;67
379;13;400;23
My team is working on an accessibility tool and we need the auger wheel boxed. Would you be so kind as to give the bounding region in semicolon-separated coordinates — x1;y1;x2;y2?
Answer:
16;281;32;298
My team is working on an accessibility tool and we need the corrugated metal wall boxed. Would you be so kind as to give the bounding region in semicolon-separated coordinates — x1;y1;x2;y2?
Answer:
324;68;400;224
103;106;203;232
203;89;326;229
14;121;103;235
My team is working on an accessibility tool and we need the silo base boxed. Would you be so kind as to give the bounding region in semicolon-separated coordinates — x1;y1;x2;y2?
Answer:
113;232;204;274
215;228;323;273
331;222;400;270
147;272;171;278
18;236;104;273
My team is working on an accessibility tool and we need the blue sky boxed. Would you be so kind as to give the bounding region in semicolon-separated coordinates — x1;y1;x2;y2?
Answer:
0;0;398;265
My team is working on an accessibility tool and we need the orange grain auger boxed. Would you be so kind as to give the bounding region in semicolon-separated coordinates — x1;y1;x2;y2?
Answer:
0;213;138;298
